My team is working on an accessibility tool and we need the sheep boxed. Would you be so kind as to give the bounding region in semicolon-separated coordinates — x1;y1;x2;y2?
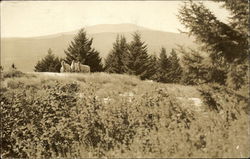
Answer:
60;61;71;73
70;60;76;72
75;62;90;73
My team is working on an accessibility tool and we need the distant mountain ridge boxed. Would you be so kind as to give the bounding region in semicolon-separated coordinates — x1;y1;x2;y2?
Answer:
1;23;196;72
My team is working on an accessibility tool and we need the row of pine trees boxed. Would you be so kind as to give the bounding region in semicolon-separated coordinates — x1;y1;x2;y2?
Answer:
105;34;183;83
34;30;183;83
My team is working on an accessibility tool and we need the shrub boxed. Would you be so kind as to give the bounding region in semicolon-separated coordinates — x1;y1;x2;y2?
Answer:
2;70;25;78
1;75;249;158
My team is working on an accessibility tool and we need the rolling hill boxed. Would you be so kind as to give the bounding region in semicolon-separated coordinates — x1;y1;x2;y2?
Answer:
1;23;196;72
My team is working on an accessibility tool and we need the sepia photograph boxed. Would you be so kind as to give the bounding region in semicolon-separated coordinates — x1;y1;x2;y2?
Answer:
0;0;249;158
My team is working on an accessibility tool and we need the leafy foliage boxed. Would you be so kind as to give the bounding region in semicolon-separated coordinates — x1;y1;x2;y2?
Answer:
64;28;103;72
1;64;27;79
2;70;25;79
34;48;61;72
1;73;249;158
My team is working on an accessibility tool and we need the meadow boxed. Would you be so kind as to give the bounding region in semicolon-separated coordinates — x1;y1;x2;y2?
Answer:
1;70;249;158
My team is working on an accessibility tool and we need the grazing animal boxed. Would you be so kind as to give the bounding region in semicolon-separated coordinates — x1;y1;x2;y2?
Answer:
75;62;90;73
74;62;80;72
60;61;71;72
71;60;76;72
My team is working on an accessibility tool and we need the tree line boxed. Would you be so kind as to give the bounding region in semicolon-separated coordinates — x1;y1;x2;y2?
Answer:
34;30;183;83
104;33;183;83
34;0;248;90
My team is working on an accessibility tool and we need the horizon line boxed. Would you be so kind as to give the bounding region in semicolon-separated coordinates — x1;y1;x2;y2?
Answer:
1;23;181;39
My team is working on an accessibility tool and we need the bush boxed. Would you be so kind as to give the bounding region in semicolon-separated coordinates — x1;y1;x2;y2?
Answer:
2;70;25;78
1;75;249;158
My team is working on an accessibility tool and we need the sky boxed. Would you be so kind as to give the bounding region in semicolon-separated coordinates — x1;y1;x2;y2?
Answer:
1;1;230;38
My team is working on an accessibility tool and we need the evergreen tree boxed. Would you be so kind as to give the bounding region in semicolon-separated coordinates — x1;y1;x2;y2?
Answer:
178;1;247;64
178;0;248;89
202;57;227;85
64;28;103;72
226;63;248;90
167;49;183;83
157;47;171;83
128;32;151;80
146;54;160;81
216;0;248;36
181;49;208;85
34;48;61;72
159;48;170;71
178;46;227;85
157;48;183;83
105;35;129;73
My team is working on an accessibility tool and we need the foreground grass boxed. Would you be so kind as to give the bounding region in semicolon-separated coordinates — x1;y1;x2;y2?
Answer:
1;72;249;158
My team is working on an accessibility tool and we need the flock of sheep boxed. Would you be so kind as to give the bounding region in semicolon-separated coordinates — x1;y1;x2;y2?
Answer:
60;60;90;73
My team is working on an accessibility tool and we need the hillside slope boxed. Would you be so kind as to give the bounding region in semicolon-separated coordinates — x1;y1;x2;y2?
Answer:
2;72;249;158
1;23;196;72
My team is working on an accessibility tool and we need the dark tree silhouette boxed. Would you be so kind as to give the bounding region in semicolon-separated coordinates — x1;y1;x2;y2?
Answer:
64;28;103;72
34;48;61;72
128;32;151;80
178;0;248;89
105;35;130;73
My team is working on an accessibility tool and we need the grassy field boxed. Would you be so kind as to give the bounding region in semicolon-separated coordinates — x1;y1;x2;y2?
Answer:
1;71;249;158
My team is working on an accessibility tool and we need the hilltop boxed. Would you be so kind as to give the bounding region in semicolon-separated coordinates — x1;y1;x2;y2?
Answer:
1;23;196;72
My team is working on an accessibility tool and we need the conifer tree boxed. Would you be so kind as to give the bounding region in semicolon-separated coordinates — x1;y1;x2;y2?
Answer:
178;46;227;85
167;49;183;83
157;47;171;83
178;0;248;89
64;28;103;72
179;0;249;88
105;35;129;73
181;49;207;85
34;48;61;72
178;1;247;64
159;48;170;71
128;32;151;80
146;54;159;81
226;64;248;90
